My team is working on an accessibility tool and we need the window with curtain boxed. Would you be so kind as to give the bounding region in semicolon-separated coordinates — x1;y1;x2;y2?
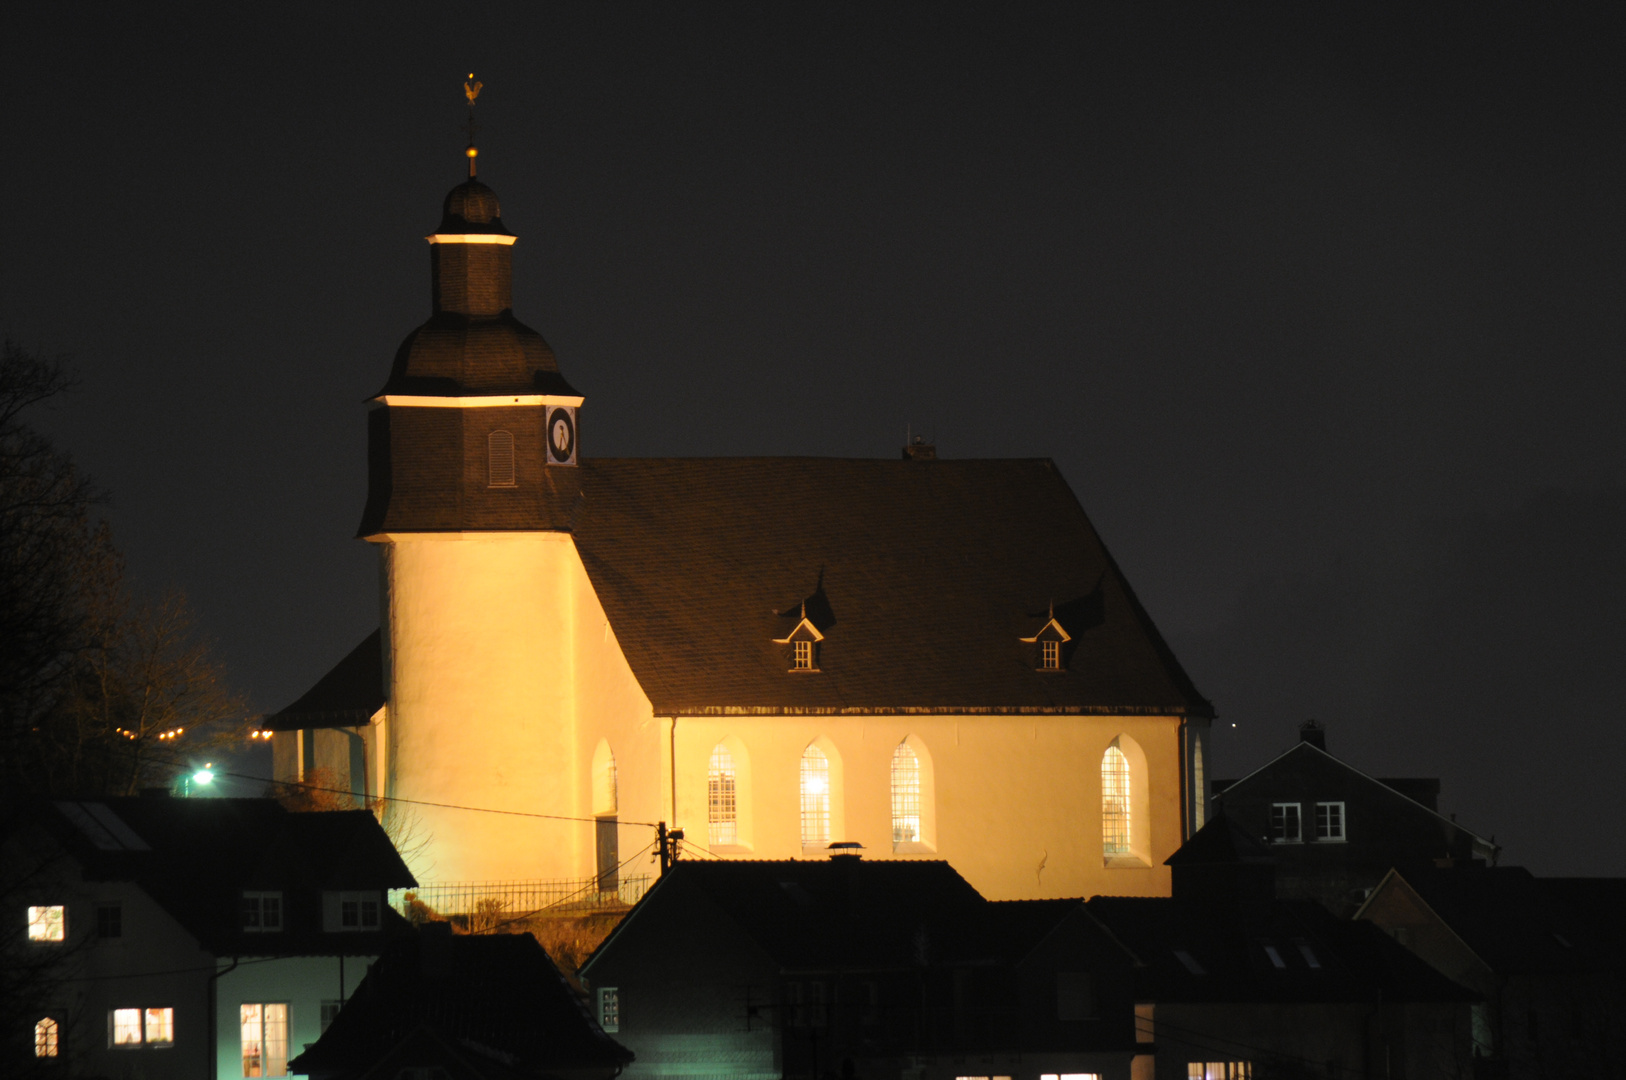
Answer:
891;743;921;844
34;1017;58;1058
241;1003;289;1077
800;745;830;846
1102;743;1131;856
708;744;737;846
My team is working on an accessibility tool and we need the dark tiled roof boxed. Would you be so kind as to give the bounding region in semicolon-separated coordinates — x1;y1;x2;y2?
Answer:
290;930;632;1080
48;797;415;954
591;858;997;973
268;629;383;729
1397;867;1619;975
1086;894;1474;1005
573;457;1212;716
296;456;1212;718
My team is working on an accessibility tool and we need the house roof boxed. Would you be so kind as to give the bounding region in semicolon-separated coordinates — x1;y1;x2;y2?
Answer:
290;929;632;1080
1085;893;1474;1005
282;456;1211;720
47;797;415;954
588;858;1013;974
1367;866;1622;975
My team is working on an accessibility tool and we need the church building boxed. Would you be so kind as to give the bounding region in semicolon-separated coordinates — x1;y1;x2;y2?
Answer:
269;152;1214;905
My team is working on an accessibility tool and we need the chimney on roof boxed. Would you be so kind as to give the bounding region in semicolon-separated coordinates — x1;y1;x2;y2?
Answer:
902;436;936;461
1299;720;1326;751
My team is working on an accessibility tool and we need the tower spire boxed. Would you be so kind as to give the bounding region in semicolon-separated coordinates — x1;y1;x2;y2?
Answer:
463;74;483;178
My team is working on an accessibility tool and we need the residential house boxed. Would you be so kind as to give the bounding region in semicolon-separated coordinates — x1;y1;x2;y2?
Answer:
1212;722;1498;914
289;925;632;1080
5;794;414;1078
1087;814;1478;1080
1357;865;1626;1078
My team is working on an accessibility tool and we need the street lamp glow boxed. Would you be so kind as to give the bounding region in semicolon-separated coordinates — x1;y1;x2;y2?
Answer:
192;766;214;786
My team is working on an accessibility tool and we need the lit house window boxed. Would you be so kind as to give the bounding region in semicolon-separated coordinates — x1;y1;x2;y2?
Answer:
800;745;830;846
1102;744;1131;856
1271;802;1302;843
241;1002;289;1077
242;891;283;932
111;1007;173;1048
1315;801;1345;842
35;1017;59;1058
890;743;921;844
597;987;620;1032
487;430;516;487
708;744;737;847
1042;640;1061;669
28;905;65;942
1191;731;1206;831
1188;1064;1251;1079
794;640;814;670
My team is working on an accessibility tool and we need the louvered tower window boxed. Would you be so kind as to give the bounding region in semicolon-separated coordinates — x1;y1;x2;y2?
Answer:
488;430;517;487
891;743;921;843
800;745;830;846
708;744;737;847
1102;743;1131;856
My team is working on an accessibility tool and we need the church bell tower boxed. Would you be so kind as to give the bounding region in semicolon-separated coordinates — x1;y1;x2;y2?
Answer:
359;89;593;884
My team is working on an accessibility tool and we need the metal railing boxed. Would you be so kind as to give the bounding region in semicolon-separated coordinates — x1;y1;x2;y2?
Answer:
391;875;651;920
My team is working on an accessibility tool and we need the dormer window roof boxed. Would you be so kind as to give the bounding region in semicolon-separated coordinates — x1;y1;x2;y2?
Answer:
774;603;824;673
1020;604;1072;671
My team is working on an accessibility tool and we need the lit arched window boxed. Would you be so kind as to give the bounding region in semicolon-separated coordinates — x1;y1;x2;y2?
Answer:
891;743;921;844
800;744;830;846
35;1017;58;1058
488;430;516;487
708;744;737;847
1102;742;1131;856
593;743;618;816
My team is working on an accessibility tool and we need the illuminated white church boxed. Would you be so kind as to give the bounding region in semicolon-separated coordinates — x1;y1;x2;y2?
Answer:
270;165;1214;904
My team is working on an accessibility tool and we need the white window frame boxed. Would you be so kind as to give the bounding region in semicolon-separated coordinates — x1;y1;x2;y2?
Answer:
242;891;283;932
707;744;737;848
110;1006;174;1048
793;639;815;670
1315;801;1346;843
1041;639;1061;669
1102;744;1131;856
800;745;831;847
597;987;620;1032
324;891;382;932
27;904;66;943
890;742;921;845
240;1002;290;1077
1270;802;1302;844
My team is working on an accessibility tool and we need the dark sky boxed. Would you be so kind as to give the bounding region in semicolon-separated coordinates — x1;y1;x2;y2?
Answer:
3;5;1623;873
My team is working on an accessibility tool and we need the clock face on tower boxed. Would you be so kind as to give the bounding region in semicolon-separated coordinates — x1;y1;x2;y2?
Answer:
547;406;577;466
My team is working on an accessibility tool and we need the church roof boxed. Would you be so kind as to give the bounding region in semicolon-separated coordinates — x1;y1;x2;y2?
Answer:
279;455;1211;722
573;456;1212;717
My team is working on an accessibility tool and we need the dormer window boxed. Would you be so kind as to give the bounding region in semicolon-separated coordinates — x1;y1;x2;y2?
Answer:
773;603;824;673
1020;605;1072;672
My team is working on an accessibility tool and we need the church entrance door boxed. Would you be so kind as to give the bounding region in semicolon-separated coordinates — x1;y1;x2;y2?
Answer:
596;817;618;896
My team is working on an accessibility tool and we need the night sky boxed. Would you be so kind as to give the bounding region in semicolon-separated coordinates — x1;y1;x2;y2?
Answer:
4;6;1622;873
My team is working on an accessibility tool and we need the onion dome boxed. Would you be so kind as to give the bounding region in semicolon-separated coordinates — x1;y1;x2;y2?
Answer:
436;179;513;237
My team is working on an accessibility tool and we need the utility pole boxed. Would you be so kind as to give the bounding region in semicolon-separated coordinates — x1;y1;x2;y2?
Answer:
656;822;685;876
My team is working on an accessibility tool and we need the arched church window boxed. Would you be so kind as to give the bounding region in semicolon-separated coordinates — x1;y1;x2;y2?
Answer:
708;744;737;847
593;744;617;816
488;430;516;487
800;745;830;847
891;743;921;844
1102;742;1131;857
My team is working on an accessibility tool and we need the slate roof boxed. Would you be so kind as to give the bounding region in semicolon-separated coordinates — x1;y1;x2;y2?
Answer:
266;629;384;730
283;455;1210;720
47;797;415;955
290;929;632;1080
1382;867;1623;975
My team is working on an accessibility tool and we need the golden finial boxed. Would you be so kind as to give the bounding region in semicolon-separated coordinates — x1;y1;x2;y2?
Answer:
462;74;484;178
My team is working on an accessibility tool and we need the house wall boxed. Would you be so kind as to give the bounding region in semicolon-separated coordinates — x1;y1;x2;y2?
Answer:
12;849;216;1080
216;954;372;1080
582;877;781;1080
